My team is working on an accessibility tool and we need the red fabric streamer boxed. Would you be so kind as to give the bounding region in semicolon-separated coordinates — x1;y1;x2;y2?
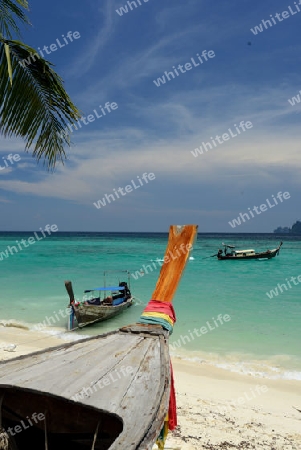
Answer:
143;300;177;324
168;361;177;430
143;301;178;430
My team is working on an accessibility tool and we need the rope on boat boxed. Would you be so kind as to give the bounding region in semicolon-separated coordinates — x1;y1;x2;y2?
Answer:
0;431;8;450
44;410;48;450
91;420;101;450
0;395;8;450
0;395;3;429
138;300;176;334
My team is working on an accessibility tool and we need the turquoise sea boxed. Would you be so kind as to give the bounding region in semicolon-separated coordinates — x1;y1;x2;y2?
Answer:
0;232;300;381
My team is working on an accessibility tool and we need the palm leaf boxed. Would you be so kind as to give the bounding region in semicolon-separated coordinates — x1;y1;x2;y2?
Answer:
0;0;30;39
4;42;12;84
0;39;81;168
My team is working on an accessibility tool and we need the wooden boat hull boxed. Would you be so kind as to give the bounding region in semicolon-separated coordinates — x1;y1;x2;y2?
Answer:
0;324;170;450
72;297;133;328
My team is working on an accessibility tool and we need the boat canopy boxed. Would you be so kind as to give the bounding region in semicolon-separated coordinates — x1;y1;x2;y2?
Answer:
235;249;255;254
84;286;125;293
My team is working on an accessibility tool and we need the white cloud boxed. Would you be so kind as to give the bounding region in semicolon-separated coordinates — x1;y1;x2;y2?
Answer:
1;78;300;205
0;167;13;175
0;196;11;203
0;122;300;204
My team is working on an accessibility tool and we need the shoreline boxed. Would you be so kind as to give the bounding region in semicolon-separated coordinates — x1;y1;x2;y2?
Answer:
0;323;75;360
1;325;300;449
169;348;301;381
1;321;301;379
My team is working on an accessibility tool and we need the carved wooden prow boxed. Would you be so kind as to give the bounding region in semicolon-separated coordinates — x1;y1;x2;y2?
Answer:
151;225;198;303
65;280;75;305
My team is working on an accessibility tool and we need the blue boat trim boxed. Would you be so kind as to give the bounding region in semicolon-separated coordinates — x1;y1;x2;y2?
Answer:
84;286;125;293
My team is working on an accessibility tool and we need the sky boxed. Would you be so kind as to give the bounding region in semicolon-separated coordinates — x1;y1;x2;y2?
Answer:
0;0;301;232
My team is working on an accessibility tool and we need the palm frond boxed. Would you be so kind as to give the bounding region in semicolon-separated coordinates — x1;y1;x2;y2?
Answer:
0;39;81;168
15;0;28;7
0;0;30;39
4;42;12;84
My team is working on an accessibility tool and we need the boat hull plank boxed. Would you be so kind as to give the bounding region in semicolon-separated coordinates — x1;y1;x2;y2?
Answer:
110;334;168;449
0;333;143;396
0;332;147;398
113;331;171;450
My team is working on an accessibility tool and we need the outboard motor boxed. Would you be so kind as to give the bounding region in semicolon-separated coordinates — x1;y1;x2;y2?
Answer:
119;281;131;299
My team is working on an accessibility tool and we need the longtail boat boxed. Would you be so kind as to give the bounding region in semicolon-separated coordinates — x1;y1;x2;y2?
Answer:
65;271;133;330
215;241;282;260
0;224;197;450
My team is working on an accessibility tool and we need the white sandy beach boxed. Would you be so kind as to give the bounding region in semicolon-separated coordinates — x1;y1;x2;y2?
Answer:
1;325;300;450
164;359;301;450
0;322;72;359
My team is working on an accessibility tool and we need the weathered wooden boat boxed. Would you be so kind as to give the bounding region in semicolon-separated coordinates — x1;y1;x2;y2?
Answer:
216;242;283;260
0;224;197;450
65;271;133;330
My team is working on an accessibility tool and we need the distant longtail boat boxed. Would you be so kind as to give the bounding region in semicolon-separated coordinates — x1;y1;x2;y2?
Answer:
215;242;283;260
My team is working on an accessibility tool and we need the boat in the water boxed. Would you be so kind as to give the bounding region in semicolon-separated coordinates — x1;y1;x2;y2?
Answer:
0;224;197;450
216;241;283;260
65;271;133;330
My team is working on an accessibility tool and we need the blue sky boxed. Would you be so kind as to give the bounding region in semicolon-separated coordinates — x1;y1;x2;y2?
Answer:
0;0;301;232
